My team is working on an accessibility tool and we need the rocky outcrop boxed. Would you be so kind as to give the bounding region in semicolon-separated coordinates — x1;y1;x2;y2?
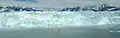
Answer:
21;7;40;11
0;6;43;12
81;4;120;12
0;4;120;12
82;5;99;12
98;4;120;11
0;6;3;9
59;6;81;12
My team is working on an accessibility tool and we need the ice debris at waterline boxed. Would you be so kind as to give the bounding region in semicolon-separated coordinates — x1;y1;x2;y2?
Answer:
0;11;120;28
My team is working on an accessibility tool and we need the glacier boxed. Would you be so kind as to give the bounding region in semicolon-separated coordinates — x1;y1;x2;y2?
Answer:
0;11;120;28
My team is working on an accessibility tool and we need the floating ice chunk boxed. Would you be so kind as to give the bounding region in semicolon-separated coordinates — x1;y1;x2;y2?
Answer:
109;30;120;32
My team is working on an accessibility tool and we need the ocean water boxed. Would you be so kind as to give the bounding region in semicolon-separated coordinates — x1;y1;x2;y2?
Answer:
0;26;120;38
0;11;120;38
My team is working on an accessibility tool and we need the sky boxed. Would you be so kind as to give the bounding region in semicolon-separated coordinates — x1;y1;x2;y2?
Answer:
14;0;39;3
0;0;120;8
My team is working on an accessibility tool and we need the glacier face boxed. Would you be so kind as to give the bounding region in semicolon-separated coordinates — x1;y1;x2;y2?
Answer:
0;11;120;28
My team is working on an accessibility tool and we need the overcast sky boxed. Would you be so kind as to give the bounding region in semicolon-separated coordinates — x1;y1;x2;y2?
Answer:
0;0;119;8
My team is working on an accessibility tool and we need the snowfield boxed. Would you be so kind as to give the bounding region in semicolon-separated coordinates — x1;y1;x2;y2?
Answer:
0;11;120;28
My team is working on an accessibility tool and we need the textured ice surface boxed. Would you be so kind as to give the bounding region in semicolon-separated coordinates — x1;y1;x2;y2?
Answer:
0;11;120;28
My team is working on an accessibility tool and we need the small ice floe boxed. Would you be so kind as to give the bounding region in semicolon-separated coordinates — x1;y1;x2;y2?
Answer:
109;30;120;32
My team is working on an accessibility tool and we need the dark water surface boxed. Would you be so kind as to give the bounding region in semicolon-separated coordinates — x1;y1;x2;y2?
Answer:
0;27;120;38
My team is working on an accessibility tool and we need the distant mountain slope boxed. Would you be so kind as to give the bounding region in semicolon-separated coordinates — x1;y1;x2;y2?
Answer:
0;4;120;12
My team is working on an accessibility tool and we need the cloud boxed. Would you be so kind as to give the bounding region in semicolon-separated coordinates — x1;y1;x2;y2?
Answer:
14;0;39;3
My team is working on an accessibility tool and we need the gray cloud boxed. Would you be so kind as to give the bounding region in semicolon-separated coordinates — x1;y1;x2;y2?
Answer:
14;0;39;3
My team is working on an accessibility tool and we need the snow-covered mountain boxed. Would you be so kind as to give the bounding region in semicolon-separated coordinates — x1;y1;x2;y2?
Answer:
59;4;120;12
0;4;120;12
0;5;43;12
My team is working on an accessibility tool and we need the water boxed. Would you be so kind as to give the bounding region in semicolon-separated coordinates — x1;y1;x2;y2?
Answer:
0;27;111;38
0;27;120;38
